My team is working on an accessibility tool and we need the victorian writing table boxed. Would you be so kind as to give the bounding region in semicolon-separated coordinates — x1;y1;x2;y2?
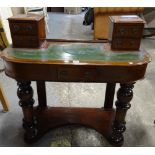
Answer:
2;40;151;146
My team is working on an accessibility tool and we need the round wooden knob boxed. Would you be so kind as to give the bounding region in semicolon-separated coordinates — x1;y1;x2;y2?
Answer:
26;25;33;31
119;28;125;35
13;25;20;31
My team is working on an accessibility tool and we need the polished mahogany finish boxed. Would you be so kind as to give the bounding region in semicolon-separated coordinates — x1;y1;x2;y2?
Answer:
109;82;135;146
8;14;46;48
17;81;38;142
2;40;151;146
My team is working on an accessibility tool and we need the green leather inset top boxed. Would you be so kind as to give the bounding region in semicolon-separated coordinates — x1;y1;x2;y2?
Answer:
8;43;145;62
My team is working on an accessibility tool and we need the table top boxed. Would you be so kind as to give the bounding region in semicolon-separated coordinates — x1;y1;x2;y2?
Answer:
2;41;151;82
2;42;150;66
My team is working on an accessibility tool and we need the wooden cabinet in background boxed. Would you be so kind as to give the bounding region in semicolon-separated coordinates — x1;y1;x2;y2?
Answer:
47;7;64;12
8;14;46;48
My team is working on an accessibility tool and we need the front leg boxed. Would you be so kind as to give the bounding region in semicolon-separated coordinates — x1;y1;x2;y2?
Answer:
17;81;38;143
109;82;135;146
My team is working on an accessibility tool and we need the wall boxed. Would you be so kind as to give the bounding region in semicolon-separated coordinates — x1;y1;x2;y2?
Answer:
0;7;13;44
11;7;24;15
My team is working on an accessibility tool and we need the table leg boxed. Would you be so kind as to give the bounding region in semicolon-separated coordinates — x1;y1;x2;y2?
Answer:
104;83;116;109
36;81;47;107
17;81;38;143
109;82;135;146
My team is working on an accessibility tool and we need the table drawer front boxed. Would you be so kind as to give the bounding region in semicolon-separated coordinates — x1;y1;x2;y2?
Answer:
58;67;100;82
9;22;37;35
113;24;144;38
112;38;140;50
12;36;39;48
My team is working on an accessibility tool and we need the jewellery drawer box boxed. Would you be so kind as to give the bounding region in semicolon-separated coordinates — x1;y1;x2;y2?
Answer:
8;14;46;48
109;15;145;50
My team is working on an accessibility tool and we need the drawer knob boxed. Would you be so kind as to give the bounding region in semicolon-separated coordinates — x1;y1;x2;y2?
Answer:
130;40;135;46
132;28;138;34
59;70;68;77
85;71;92;79
116;40;122;45
26;25;33;31
119;28;125;35
13;25;20;31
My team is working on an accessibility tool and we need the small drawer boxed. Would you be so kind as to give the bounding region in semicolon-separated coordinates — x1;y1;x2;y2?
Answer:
128;25;144;38
58;67;99;82
113;25;129;37
58;67;81;82
112;39;125;49
12;36;39;48
9;22;37;35
112;38;140;50
113;25;144;38
127;39;141;50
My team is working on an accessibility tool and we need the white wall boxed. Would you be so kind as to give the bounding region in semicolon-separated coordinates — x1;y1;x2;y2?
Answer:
11;7;24;16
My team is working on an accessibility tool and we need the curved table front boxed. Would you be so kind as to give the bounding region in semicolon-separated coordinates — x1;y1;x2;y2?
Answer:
2;41;151;146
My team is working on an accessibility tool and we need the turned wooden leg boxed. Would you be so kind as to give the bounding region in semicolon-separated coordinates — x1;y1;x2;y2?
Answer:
109;82;135;146
17;81;38;143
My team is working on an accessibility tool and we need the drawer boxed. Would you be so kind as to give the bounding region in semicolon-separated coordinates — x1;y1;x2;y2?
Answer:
113;25;129;37
12;36;39;48
127;39;141;50
112;38;141;50
113;24;144;38
58;67;100;82
128;25;144;38
9;22;37;35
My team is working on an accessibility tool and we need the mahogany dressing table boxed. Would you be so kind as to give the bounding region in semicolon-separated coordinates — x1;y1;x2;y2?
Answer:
1;39;151;146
